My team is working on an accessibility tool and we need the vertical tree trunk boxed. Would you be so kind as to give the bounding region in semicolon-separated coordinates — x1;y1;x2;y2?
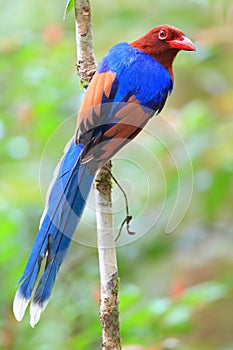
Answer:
74;1;121;348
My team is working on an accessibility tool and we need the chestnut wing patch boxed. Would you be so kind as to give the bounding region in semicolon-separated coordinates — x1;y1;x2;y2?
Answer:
79;99;153;170
75;68;169;171
76;71;118;141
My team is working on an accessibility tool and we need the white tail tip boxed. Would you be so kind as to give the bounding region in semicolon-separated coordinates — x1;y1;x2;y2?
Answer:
30;299;48;328
13;289;30;322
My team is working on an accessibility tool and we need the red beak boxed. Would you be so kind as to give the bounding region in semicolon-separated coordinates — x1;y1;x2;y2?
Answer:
169;35;195;51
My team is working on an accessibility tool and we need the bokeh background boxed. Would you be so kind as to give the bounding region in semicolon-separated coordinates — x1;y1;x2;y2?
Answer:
1;0;233;349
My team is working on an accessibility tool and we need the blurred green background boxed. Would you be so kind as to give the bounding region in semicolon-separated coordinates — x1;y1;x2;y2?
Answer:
1;0;233;349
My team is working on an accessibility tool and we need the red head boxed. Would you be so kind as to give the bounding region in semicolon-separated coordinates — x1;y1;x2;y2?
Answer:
131;25;195;79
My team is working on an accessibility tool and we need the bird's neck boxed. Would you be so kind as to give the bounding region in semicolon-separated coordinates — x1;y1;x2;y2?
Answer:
152;50;179;81
131;41;179;81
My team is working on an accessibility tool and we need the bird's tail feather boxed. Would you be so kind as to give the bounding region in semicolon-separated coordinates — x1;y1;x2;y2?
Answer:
13;139;95;327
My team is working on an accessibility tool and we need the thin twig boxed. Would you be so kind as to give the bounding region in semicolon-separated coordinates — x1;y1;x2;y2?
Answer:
103;166;135;241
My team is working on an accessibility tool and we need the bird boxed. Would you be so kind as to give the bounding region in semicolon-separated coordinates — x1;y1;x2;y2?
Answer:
13;24;195;327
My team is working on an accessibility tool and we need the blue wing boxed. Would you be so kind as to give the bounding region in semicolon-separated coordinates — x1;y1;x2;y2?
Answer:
76;42;173;167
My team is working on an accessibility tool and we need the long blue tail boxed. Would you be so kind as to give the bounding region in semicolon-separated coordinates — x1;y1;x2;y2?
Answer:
13;139;95;327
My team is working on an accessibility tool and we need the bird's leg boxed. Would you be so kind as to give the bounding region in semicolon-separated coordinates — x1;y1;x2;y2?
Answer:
103;165;135;241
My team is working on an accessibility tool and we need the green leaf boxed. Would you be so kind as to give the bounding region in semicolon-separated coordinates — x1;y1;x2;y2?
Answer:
80;80;89;91
63;0;74;19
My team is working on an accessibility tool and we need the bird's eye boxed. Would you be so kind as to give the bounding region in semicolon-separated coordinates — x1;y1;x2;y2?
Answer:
159;29;168;40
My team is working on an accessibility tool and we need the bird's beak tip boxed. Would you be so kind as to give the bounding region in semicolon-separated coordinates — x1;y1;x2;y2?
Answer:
169;35;196;52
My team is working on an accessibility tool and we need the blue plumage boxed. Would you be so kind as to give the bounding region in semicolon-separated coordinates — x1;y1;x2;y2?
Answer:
14;141;95;326
13;25;194;326
97;42;173;109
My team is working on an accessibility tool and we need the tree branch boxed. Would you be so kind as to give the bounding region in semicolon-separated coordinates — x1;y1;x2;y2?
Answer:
74;1;121;348
74;0;96;84
94;161;121;349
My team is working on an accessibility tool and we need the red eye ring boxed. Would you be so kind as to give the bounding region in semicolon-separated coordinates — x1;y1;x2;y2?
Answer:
159;29;168;40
